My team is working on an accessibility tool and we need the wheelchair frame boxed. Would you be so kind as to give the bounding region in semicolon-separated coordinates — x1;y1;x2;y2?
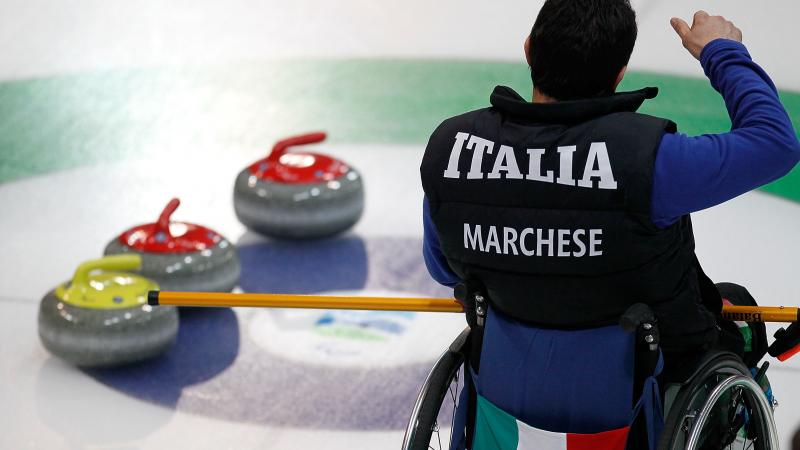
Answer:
402;331;779;450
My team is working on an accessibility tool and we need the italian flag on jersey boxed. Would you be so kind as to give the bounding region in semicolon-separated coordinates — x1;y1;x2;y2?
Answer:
473;395;630;450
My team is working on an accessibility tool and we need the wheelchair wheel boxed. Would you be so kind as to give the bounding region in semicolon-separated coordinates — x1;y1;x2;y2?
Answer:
402;327;469;450
658;352;778;450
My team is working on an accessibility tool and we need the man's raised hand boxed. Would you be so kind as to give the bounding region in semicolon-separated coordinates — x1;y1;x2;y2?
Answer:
671;11;743;60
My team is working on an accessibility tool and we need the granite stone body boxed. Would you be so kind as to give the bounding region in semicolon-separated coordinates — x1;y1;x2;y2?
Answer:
38;290;178;367
233;168;364;239
104;238;240;292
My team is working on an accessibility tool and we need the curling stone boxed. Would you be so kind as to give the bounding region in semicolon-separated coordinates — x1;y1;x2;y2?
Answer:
38;254;178;367
233;132;364;239
104;198;240;292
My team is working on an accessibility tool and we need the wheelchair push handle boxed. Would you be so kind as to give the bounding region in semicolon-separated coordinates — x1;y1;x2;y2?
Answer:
620;303;660;350
619;303;656;333
620;303;661;388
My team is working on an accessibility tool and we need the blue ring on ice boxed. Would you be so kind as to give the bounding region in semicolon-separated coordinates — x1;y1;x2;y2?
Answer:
85;235;455;430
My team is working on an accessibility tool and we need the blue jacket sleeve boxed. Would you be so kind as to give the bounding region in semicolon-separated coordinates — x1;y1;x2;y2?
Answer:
651;39;800;228
422;196;461;287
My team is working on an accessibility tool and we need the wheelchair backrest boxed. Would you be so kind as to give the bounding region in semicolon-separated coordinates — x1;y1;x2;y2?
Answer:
475;305;639;434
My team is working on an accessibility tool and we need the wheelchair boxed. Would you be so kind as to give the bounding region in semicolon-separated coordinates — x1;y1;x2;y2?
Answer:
402;305;782;450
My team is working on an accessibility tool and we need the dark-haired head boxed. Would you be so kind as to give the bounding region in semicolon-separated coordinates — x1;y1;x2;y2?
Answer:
526;0;637;100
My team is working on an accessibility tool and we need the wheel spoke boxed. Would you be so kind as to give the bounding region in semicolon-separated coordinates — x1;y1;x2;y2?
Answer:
662;358;777;450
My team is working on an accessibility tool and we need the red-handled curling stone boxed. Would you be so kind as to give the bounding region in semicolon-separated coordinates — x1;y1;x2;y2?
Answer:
104;198;240;292
233;132;364;239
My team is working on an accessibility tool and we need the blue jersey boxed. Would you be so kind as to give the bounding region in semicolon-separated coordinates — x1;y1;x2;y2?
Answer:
423;39;800;288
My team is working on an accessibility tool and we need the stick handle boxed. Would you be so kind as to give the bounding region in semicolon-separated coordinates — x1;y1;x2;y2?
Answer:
148;291;464;313
720;305;798;323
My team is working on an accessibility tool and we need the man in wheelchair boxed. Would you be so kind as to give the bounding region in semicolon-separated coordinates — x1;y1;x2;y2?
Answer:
419;1;800;449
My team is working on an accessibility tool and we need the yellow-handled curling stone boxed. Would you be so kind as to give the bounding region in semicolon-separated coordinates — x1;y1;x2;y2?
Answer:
38;254;179;367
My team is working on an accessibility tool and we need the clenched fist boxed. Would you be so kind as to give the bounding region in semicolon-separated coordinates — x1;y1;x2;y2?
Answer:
671;11;742;60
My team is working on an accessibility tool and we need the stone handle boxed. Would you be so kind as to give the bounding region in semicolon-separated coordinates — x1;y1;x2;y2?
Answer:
71;254;142;291
155;197;181;235
267;132;327;161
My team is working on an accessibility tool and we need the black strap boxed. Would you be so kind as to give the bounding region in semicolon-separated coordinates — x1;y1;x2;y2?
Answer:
454;280;488;449
454;280;487;374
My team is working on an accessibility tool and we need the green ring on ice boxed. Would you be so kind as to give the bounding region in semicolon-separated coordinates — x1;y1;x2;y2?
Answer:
0;60;798;201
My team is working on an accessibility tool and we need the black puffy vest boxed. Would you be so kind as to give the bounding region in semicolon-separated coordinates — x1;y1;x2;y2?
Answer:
421;86;719;351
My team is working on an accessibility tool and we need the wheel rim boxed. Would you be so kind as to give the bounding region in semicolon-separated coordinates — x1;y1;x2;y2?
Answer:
682;375;778;450
430;367;463;450
402;329;468;450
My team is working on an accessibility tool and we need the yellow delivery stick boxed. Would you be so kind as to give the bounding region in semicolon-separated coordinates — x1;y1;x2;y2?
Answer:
148;291;796;322
720;305;798;323
148;290;464;313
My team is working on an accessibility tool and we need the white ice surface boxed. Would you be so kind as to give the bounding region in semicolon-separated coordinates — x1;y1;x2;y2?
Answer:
0;0;799;91
0;145;798;449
